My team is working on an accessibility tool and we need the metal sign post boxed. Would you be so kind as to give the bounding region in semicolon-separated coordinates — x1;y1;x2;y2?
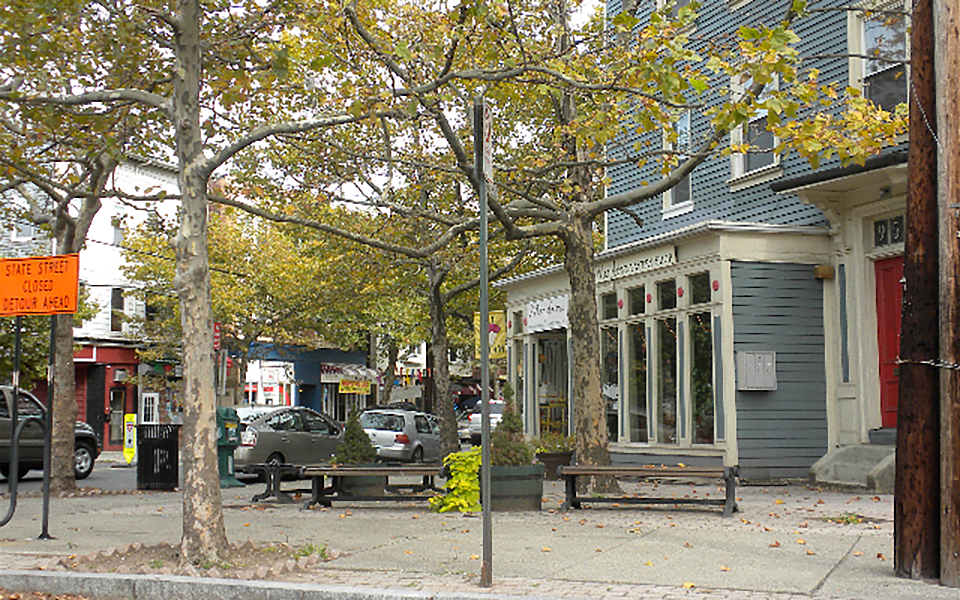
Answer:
475;94;494;587
0;253;80;536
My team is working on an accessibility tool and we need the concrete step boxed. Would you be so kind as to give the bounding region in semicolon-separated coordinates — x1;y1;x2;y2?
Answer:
808;445;896;493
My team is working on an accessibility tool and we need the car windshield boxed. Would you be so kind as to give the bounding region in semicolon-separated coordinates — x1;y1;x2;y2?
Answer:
360;412;404;432
489;403;504;415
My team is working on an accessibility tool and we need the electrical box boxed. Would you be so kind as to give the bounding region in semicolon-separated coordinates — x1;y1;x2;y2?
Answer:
736;351;777;391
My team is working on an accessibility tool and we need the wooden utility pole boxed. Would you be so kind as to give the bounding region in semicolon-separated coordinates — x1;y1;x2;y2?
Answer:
895;0;940;580
936;0;960;587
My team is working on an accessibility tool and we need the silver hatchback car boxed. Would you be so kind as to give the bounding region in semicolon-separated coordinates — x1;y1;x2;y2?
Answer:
234;406;343;472
360;409;441;463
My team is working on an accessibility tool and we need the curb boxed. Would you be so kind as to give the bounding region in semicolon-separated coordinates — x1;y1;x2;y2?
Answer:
0;570;582;600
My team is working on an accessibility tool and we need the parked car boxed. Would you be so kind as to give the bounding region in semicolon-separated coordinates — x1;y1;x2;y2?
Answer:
0;385;101;481
360;408;440;463
468;400;505;446
234;406;343;473
457;411;473;444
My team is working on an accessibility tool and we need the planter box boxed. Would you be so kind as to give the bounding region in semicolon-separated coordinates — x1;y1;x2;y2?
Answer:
338;463;387;497
483;464;545;511
536;451;573;480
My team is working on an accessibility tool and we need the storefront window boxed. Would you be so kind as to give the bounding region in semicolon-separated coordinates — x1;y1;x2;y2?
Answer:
601;327;619;442
628;286;645;315
658;279;677;310
628;323;648;442
602;292;618;320
690;311;715;444
656;317;678;444
690;272;711;305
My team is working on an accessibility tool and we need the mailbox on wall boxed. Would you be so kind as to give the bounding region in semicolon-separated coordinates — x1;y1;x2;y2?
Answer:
736;351;778;391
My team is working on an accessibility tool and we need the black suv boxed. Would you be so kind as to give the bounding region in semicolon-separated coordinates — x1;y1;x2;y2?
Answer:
0;385;101;480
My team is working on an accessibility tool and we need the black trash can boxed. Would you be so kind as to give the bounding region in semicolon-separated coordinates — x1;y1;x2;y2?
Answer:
136;424;181;491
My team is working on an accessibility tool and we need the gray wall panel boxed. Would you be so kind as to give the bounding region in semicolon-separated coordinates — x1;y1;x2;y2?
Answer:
732;261;827;480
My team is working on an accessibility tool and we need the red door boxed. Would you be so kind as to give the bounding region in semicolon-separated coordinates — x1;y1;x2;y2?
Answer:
875;257;903;428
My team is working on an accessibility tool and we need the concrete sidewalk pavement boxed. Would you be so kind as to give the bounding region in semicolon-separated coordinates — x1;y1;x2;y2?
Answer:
0;463;950;600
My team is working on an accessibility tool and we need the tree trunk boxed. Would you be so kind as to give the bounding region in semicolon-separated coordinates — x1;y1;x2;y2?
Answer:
381;338;399;404
561;212;616;492
173;0;228;563
895;0;940;579
49;313;77;493
429;264;459;459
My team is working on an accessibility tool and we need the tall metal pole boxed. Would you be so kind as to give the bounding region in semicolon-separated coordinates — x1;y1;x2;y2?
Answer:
475;94;493;588
936;0;960;587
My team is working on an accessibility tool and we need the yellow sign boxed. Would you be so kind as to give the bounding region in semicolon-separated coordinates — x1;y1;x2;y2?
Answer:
123;414;137;464
0;254;80;316
339;379;371;395
474;310;507;360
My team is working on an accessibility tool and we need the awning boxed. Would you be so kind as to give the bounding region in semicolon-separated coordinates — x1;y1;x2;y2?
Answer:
320;363;380;384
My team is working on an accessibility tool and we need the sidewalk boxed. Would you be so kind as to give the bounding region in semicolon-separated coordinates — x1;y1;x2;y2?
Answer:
0;457;950;600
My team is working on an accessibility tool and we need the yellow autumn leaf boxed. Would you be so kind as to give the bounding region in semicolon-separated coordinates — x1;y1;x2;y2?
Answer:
470;554;479;560
405;550;414;555
682;582;695;589
770;541;781;548
797;539;806;545
542;547;552;552
775;499;785;505
720;566;731;572
853;551;864;557
806;550;816;555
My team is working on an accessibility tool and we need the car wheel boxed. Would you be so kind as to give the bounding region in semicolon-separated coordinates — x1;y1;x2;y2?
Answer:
74;443;96;480
411;447;424;464
261;452;287;481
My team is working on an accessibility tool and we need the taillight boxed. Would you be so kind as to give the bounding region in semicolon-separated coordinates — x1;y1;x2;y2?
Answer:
395;433;410;445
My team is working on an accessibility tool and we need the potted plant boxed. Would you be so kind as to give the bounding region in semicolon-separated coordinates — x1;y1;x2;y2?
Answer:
533;431;574;480
332;409;385;496
486;401;544;511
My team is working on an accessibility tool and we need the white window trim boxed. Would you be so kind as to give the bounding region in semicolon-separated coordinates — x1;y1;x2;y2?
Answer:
10;221;36;242
662;110;694;219
729;74;782;187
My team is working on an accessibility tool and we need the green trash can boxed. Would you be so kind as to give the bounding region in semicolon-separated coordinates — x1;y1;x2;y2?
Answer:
216;406;244;488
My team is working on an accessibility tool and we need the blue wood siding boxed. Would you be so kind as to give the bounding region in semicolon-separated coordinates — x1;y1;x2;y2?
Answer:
605;0;856;248
731;261;827;479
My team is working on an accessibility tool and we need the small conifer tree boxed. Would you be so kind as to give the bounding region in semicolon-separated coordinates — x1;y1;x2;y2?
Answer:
333;408;377;464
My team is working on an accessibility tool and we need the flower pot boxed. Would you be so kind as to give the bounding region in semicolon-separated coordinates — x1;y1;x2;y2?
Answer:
536;451;573;480
338;464;387;497
483;464;545;511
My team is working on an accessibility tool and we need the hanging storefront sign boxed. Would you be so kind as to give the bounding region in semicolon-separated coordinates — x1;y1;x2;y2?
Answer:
339;379;371;395
526;295;569;333
474;310;507;359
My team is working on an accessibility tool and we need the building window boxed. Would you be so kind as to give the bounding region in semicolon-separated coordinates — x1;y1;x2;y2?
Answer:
859;2;908;112
656;317;678;444
689;272;712;305
657;279;677;310
657;0;693;22
142;392;159;424
628;286;645;315
601;327;619;442
111;288;124;332
11;220;35;242
602;292;619;320
690;311;715;444
628;322;648;443
662;111;694;219
730;75;781;186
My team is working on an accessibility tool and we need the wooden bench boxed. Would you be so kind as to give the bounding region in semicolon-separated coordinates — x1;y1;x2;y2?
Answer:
300;464;444;509
557;464;739;517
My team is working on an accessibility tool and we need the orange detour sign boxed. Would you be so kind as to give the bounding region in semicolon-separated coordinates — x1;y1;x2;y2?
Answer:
0;254;80;316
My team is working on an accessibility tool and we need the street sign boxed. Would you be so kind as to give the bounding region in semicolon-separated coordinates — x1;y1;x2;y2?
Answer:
481;102;493;183
213;321;221;351
123;414;137;464
0;254;80;316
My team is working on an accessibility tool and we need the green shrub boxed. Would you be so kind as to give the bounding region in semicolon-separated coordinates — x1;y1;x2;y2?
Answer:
429;447;482;513
490;402;534;466
533;431;573;454
333;409;377;464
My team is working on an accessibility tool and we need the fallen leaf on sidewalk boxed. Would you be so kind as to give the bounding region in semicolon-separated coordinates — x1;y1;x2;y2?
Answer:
644;561;654;566
404;551;414;555
720;566;731;572
806;550;816;555
775;499;785;505
797;539;806;545
770;541;781;548
542;547;552;552
853;551;864;556
877;553;887;560
470;554;479;560
682;582;695;589
684;542;693;548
